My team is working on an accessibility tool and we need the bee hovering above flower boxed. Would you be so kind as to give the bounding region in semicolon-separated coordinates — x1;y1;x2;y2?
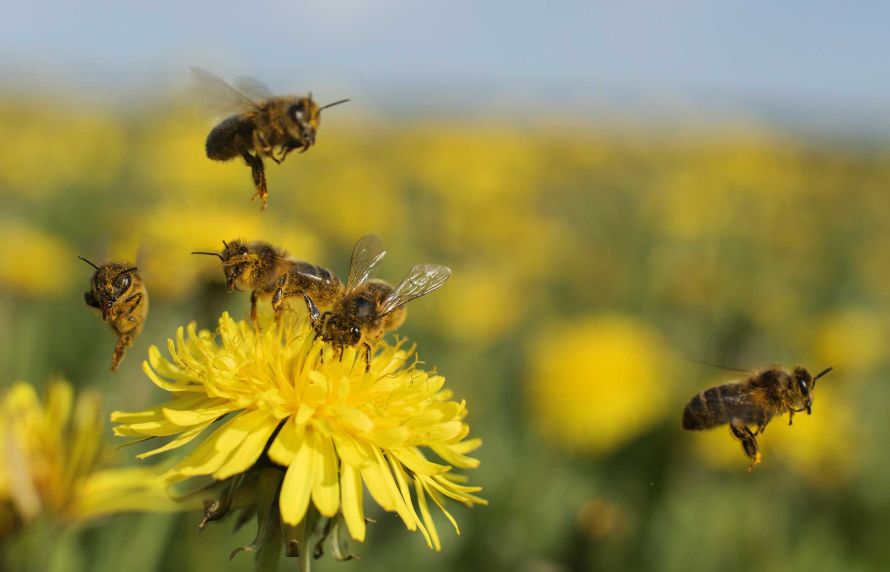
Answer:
682;364;833;470
191;66;350;210
79;256;148;371
306;234;451;371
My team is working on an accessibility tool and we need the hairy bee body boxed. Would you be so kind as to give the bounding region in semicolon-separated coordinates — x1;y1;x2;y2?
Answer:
205;114;257;161
323;279;408;348
272;261;343;322
308;235;449;371
682;365;832;469
192;68;348;209
193;239;340;325
81;258;148;371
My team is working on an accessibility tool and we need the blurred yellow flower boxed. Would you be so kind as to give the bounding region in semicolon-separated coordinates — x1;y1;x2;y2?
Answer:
0;101;125;199
113;311;485;553
812;308;887;377
0;380;175;537
527;315;673;454
0;221;74;297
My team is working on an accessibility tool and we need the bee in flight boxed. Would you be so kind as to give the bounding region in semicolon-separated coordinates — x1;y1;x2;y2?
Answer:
682;365;833;470
79;256;149;371
192;239;341;325
304;234;451;371
191;66;349;209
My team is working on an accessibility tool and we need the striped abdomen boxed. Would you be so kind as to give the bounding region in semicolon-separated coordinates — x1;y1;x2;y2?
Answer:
206;115;255;161
682;382;769;430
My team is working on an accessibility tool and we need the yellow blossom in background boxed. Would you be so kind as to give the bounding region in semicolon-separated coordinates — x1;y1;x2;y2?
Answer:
527;314;673;454
0;221;74;297
812;308;888;378
0;101;125;199
0;380;175;537
112;311;485;552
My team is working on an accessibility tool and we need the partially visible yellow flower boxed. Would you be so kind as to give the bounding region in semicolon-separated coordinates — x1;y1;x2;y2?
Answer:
527;315;673;454
113;311;484;552
0;221;74;297
0;380;175;536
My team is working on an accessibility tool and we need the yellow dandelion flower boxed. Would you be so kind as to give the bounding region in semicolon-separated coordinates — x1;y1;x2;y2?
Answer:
112;311;484;561
0;380;175;537
527;315;674;454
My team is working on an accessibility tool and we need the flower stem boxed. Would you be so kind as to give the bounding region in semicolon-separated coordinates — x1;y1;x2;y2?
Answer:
298;505;320;572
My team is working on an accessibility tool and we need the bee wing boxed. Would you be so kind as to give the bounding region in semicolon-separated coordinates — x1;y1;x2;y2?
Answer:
190;66;260;118
378;264;451;316
234;76;275;101
345;234;386;294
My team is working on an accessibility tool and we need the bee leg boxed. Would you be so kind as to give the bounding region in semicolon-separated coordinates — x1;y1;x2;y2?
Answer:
362;343;372;372
111;331;136;372
788;410;795;426
729;420;762;470
250;291;259;328
240;150;268;210
271;274;290;325
301;294;321;324
277;144;296;162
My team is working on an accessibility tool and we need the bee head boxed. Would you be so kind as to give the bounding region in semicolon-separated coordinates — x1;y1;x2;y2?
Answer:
321;313;362;348
80;257;138;321
287;96;349;145
287;97;321;144
192;239;252;292
790;366;833;414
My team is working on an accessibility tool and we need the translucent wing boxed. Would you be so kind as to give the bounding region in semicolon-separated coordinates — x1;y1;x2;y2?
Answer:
345;234;386;294
190;66;260;119
378;264;451;315
234;75;275;101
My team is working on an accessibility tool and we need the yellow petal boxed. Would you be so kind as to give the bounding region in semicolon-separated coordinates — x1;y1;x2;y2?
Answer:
311;434;340;517
279;427;317;525
415;477;441;551
213;415;279;479
267;417;300;466
340;463;365;541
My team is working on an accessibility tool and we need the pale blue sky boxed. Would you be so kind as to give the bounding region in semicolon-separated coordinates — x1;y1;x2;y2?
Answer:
2;1;889;126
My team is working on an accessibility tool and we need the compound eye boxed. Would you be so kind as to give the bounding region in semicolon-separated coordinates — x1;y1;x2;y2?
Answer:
290;102;307;122
350;326;360;338
115;274;131;291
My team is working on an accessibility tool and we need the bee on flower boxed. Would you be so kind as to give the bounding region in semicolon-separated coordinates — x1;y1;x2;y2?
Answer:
112;309;485;569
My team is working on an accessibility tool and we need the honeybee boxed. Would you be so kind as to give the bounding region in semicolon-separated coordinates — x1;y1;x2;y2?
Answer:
79;257;149;371
191;239;341;325
191;67;349;209
682;365;833;470
305;234;451;370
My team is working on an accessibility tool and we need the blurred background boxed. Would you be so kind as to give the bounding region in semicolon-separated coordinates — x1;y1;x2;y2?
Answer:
2;1;890;571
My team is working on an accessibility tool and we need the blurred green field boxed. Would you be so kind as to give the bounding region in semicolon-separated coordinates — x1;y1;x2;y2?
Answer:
2;96;890;571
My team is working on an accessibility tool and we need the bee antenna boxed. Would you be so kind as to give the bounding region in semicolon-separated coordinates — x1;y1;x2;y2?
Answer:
687;358;748;374
812;367;833;386
78;256;100;271
222;240;229;249
319;98;351;112
192;251;223;260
